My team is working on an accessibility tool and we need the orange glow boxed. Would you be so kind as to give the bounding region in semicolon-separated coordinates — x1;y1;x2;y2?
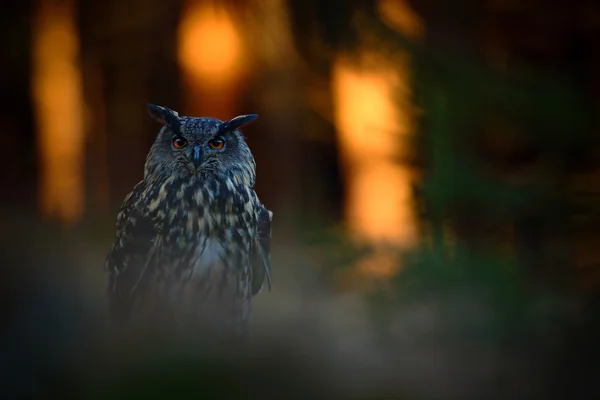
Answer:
333;52;417;276
378;0;425;38
178;2;245;92
32;0;85;223
347;163;415;244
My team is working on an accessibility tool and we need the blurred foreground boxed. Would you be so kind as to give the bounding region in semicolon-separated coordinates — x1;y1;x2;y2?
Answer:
2;207;600;400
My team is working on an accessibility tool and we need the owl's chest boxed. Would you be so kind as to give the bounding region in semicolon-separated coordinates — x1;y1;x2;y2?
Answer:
156;228;252;292
162;204;256;253
162;234;251;304
146;233;251;327
159;188;255;238
185;234;249;276
146;178;257;257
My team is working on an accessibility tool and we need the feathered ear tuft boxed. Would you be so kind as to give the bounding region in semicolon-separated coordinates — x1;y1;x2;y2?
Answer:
218;114;258;134
147;104;181;132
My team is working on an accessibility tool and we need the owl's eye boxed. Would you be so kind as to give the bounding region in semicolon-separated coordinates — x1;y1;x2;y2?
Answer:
172;136;188;149
208;137;225;150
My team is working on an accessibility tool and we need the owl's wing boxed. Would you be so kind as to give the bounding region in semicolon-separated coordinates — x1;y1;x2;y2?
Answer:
104;181;159;324
251;205;273;296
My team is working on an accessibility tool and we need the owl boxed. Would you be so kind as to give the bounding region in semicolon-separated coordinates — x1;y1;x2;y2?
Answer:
104;104;273;339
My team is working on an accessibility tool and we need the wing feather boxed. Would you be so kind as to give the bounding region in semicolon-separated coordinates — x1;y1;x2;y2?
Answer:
251;205;273;295
104;182;158;324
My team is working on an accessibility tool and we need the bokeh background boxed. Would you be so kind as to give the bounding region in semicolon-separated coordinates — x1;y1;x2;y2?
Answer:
2;0;600;398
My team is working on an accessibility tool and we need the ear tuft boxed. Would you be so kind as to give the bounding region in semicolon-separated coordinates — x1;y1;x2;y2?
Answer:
218;114;258;134
147;104;181;131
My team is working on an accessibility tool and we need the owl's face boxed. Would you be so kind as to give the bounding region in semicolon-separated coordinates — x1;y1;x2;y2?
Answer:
144;104;257;184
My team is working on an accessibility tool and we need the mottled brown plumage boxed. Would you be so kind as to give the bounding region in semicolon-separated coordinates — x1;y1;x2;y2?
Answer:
104;104;272;338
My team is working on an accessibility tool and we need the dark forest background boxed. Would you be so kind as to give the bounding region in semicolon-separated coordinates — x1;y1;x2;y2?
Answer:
2;0;600;398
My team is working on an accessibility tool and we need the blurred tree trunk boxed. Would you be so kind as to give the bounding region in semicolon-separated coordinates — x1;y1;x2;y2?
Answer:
78;0;183;215
241;60;344;231
241;0;344;233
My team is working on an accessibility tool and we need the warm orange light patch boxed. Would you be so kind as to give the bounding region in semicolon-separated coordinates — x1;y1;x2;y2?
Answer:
347;163;415;244
178;2;244;90
333;52;417;276
378;0;425;38
32;0;85;223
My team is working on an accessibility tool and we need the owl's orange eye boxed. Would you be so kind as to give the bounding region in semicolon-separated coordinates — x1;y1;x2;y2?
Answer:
172;136;188;149
208;137;225;150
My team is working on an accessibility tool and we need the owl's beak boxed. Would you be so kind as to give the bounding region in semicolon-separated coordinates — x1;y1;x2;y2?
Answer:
192;145;203;168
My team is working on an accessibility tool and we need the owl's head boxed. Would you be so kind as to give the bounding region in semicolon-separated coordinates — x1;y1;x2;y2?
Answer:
144;104;258;184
